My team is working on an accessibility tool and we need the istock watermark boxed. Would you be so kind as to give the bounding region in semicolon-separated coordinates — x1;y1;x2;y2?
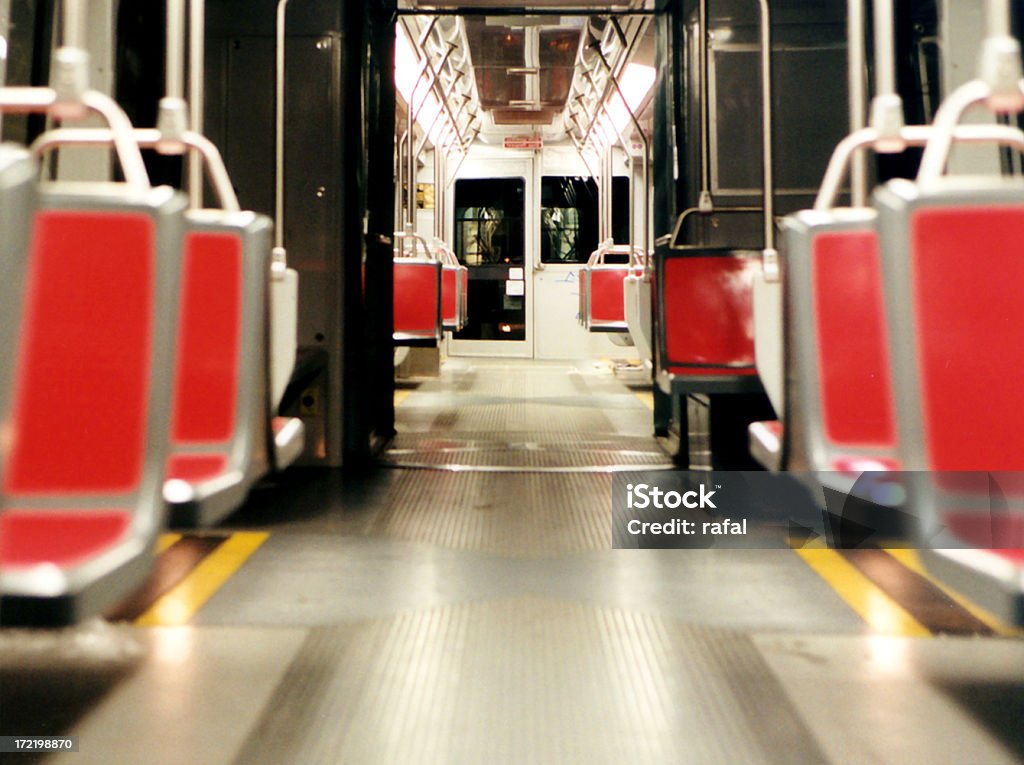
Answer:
611;470;1024;550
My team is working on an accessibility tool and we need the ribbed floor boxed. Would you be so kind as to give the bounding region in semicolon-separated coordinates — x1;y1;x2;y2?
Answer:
232;596;827;765
386;361;671;470
365;470;613;555
386;431;671;469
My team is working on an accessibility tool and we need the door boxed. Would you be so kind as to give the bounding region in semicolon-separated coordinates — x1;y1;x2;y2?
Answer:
533;173;636;360
448;160;533;357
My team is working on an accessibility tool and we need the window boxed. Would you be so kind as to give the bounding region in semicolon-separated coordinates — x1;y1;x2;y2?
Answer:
540;176;630;264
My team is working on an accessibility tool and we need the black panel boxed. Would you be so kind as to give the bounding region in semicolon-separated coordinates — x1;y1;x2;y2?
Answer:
711;43;848;195
453;178;526;342
216;36;276;217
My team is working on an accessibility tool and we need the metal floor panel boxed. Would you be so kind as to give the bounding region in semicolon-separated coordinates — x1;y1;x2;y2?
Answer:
233;596;828;765
388;360;669;470
755;634;1024;764
0;624;307;765
195;533;865;634
385;431;672;469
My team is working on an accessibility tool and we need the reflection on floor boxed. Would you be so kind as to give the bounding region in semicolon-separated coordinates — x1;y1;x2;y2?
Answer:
2;359;1023;764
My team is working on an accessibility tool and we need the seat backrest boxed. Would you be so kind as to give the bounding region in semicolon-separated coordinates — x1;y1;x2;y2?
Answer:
441;263;462;331
587;265;630;327
783;208;897;471
656;249;760;379
0;185;185;621
0;146;37;487
877;179;1024;475
394;258;442;344
169;211;273;490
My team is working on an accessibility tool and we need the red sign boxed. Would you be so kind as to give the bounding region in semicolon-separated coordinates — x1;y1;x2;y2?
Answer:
504;136;543;150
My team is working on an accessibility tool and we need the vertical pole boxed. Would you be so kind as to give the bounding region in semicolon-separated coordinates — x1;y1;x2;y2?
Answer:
166;0;185;101
189;0;205;207
275;0;291;253
848;0;867;206
757;0;774;254
63;0;87;51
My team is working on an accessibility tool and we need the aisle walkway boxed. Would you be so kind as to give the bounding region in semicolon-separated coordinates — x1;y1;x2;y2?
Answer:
2;360;1022;764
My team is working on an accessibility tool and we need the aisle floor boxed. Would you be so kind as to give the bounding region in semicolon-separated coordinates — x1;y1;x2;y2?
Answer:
3;360;1023;764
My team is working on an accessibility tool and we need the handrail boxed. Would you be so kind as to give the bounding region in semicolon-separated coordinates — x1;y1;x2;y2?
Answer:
0;87;150;190
585;241;645;268
156;0;188;153
393;230;437;261
669;205;763;250
275;0;291;253
917;79;1015;183
756;0;775;257
590;42;650;274
31;127;241;212
188;0;206;208
847;0;868;206
817;122;1024;209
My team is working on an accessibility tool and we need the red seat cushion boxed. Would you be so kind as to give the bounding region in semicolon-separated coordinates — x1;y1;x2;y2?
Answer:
394;261;439;335
662;256;758;374
4;210;155;494
171;231;243;444
812;230;895;448
911;206;1024;474
0;510;131;568
589;268;628;324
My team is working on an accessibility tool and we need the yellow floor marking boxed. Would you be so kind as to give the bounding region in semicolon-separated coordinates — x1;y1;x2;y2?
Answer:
884;548;1024;637
794;547;932;637
635;390;655;411
135;532;269;627
155;533;182;555
394;389;412;407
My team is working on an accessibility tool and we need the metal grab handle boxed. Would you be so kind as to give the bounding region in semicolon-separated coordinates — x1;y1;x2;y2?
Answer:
668;206;763;249
629;245;648;270
31;127;241;212
816;122;1024;210
587;242;646;269
0;87;150;190
916;79;1024;185
585;238;616;267
393;230;437;261
432;240;460;266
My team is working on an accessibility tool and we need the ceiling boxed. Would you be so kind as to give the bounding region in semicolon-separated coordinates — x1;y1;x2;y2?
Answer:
398;5;655;146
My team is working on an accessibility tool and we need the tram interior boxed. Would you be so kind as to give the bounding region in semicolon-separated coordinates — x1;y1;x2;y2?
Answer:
1;0;1024;763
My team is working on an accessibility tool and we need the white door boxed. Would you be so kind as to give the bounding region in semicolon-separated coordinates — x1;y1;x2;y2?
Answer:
533;149;640;361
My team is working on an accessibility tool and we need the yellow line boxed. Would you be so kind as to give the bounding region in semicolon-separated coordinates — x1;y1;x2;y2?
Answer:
394;389;412;407
635;390;655;411
135;532;269;627
883;548;1024;638
155;533;182;554
794;548;932;637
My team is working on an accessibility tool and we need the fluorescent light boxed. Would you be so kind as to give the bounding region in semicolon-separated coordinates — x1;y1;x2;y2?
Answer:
604;62;657;136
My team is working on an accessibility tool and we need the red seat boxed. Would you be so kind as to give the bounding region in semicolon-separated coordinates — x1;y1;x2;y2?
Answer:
437;245;468;332
656;251;761;389
579;244;635;333
394;258;442;346
876;178;1024;624
587;267;629;328
768;208;898;476
0;186;186;625
163;210;302;527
